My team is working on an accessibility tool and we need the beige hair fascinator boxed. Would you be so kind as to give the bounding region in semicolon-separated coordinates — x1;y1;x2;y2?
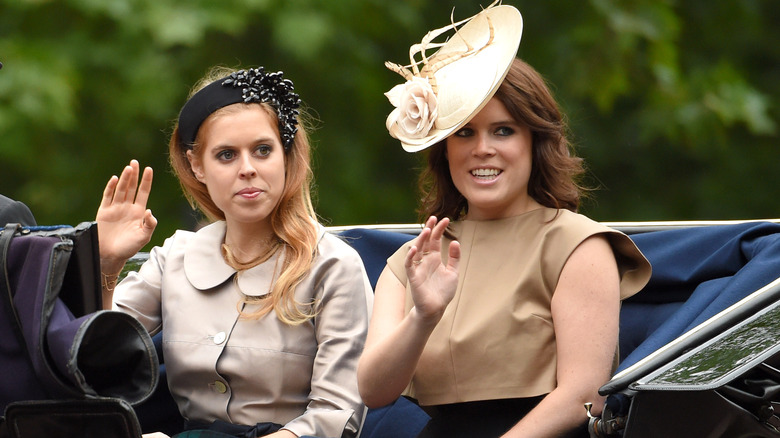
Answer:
384;1;523;152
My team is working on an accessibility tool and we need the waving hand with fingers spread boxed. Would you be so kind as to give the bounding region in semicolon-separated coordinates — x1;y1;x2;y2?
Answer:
96;159;157;305
357;216;460;408
405;216;460;322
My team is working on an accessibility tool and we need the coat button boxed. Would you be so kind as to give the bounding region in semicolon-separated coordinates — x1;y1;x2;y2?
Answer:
213;381;227;394
213;331;226;344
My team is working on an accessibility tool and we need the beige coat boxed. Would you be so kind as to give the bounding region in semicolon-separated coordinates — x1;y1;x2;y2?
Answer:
114;221;372;437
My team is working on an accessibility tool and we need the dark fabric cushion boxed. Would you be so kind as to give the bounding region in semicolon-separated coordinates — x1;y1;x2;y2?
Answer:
337;228;414;289
361;396;430;438
0;194;36;227
620;221;780;371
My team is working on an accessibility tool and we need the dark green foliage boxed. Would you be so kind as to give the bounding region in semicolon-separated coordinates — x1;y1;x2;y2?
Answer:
0;0;777;249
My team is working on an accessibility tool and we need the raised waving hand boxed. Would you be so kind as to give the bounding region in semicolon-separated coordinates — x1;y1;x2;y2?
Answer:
405;216;461;322
96;160;157;273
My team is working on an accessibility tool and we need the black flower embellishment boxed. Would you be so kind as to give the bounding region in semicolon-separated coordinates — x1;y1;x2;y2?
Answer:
222;67;301;150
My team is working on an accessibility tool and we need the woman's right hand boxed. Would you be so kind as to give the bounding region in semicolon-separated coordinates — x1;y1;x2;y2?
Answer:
405;216;460;322
96;160;157;272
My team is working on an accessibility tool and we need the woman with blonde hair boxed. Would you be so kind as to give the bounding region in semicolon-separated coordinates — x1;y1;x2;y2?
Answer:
98;66;372;438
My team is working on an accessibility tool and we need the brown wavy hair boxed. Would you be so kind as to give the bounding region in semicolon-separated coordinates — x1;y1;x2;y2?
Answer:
418;58;586;220
169;66;319;325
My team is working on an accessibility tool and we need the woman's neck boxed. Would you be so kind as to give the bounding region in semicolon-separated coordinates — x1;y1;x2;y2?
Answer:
464;198;544;221
223;220;278;264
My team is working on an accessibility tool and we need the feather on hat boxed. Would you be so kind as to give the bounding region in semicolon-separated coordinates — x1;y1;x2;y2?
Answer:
384;1;523;152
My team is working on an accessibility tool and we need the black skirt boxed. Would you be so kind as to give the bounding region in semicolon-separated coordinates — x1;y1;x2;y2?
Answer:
416;396;588;438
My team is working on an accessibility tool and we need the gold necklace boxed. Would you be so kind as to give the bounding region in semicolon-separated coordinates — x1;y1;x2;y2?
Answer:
221;238;282;271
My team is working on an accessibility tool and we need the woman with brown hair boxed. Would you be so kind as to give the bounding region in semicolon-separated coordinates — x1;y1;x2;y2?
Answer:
358;4;651;437
97;66;372;438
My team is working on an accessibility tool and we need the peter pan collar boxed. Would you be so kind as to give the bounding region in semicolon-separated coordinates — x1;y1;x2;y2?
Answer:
183;221;325;296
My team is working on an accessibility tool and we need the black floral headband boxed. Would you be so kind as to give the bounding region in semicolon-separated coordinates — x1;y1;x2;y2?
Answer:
177;67;301;151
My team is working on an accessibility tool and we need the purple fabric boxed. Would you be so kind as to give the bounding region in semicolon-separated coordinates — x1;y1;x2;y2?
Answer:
0;301;48;407
46;304;92;385
1;227;158;412
2;235;80;404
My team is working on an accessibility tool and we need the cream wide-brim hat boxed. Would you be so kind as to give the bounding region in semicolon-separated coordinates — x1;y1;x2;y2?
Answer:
385;4;523;152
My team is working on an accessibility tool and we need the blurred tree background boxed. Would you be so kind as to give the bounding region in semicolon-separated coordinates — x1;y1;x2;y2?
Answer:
1;0;777;250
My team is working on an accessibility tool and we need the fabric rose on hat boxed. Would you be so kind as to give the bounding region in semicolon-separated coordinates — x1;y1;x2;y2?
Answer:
385;76;438;140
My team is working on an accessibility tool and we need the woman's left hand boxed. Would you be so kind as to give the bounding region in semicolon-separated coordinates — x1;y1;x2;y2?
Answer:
405;216;460;323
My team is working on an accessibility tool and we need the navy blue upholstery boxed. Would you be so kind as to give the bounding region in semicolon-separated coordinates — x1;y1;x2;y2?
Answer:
337;228;415;289
618;221;780;371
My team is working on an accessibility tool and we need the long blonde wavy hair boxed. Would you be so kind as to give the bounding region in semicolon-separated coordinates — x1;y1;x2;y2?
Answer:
169;66;319;325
